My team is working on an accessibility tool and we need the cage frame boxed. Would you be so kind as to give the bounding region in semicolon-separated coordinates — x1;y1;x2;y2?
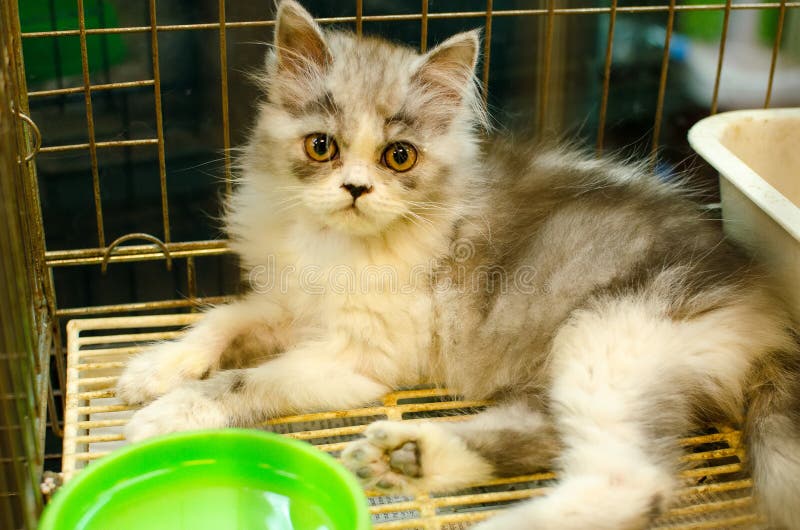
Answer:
2;0;799;527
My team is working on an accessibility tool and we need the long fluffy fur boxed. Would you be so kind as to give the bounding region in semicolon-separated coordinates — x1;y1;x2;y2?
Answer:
117;2;800;528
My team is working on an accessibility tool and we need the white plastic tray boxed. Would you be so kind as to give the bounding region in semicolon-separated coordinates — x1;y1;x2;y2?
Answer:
689;108;800;320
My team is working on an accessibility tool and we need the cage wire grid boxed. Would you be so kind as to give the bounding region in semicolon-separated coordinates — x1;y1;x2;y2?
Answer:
1;0;798;527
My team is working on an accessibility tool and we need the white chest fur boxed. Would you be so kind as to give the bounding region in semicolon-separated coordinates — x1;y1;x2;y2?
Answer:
250;221;438;386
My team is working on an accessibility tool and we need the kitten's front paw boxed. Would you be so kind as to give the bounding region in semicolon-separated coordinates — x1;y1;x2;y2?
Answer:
342;421;428;494
117;341;213;405
125;385;228;443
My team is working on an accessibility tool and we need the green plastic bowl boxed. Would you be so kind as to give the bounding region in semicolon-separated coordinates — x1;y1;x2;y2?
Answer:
39;429;371;530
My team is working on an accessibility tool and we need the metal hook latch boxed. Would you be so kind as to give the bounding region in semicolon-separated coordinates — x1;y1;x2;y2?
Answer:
100;233;173;273
12;105;42;163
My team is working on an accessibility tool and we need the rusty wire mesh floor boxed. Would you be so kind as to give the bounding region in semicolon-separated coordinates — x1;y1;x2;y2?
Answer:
63;314;764;529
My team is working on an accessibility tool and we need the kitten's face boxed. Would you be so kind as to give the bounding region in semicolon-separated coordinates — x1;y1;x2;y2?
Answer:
249;1;482;237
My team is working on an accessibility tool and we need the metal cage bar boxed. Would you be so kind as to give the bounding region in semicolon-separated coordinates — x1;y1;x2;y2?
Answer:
596;0;618;153
355;0;363;36
764;0;789;108
148;0;171;244
218;0;233;194
76;0;106;249
537;0;556;136
17;3;800;41
1;1;49;526
420;0;428;53
651;0;677;155
481;0;493;103
710;0;734;116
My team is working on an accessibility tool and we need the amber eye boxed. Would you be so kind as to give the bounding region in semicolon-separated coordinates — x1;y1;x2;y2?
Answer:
382;142;418;172
304;133;339;162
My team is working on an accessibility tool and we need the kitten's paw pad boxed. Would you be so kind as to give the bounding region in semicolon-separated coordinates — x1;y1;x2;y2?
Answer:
125;386;227;443
345;420;496;494
388;441;422;477
342;421;426;494
116;342;213;405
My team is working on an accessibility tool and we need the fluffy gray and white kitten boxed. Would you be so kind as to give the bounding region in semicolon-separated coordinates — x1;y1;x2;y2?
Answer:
117;2;800;528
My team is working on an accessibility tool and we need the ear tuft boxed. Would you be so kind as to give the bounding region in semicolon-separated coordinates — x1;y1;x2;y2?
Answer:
414;29;481;100
274;0;330;75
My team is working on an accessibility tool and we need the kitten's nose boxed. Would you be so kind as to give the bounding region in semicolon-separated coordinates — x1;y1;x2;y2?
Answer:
342;184;372;200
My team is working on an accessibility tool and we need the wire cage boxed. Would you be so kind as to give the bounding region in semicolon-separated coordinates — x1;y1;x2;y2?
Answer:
1;0;799;528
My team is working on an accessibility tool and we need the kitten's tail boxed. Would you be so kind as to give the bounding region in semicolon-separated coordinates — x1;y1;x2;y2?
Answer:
745;342;800;530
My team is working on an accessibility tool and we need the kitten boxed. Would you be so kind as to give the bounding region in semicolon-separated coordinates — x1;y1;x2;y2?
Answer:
117;1;800;528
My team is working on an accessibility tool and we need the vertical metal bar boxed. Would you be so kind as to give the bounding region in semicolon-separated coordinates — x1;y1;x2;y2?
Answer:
482;0;493;103
596;0;618;153
187;257;198;312
356;0;363;37
11;12;51;362
77;0;106;248
420;0;428;53
651;0;676;156
52;315;66;415
47;0;66;112
0;2;45;519
47;382;63;438
764;0;787;108
218;0;232;195
12;1;50;329
538;0;555;137
710;0;733;115
148;0;171;243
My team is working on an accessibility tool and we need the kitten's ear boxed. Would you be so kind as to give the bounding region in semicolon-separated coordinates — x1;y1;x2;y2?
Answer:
413;30;481;104
274;0;331;75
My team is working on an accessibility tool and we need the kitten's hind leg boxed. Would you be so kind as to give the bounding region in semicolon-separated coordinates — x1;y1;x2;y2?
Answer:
470;440;674;530
341;402;559;494
473;299;699;530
